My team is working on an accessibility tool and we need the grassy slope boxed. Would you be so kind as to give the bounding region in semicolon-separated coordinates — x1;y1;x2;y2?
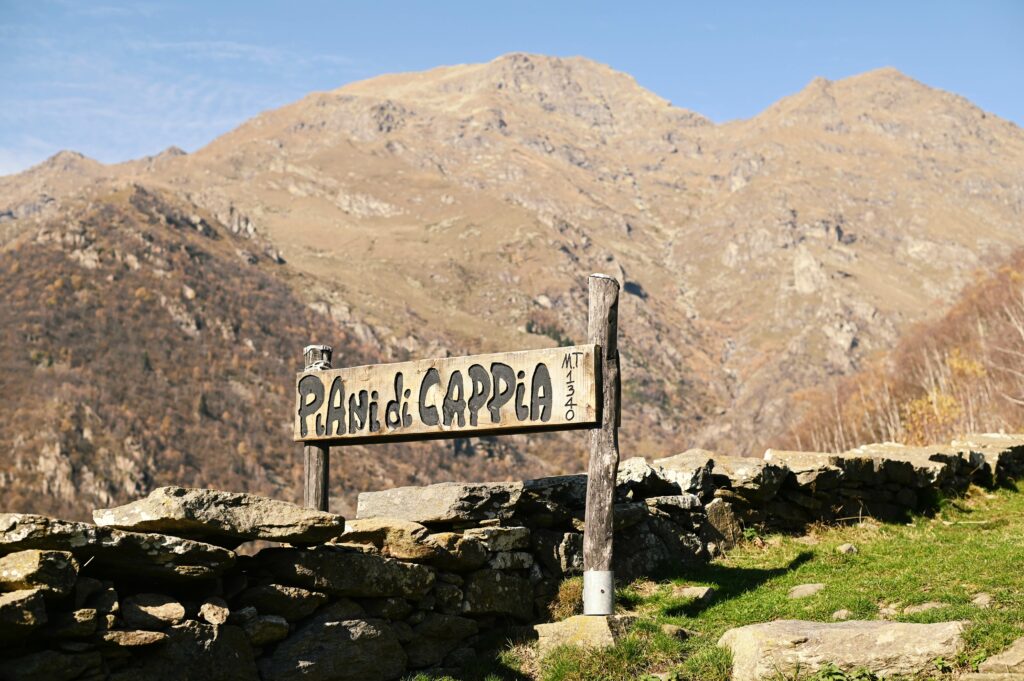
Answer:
414;484;1024;681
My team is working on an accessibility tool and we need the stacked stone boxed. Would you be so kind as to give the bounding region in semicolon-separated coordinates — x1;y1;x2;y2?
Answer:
354;455;714;615
2;434;1022;681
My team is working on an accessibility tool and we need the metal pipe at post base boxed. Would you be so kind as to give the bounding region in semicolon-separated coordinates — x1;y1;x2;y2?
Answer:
583;570;615;616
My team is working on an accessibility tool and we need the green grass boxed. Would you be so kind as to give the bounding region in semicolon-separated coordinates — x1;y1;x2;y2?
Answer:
408;486;1024;681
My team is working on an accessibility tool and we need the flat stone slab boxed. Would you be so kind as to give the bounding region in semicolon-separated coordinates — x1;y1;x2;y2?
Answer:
93;486;346;547
0;513;235;581
718;619;966;680
356;481;523;524
534;614;635;658
980;636;1024;673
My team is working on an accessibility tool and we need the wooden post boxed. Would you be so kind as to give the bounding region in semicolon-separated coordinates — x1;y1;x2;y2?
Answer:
582;274;620;615
302;344;332;511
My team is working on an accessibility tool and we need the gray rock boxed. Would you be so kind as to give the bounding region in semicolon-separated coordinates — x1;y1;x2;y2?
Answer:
617;457;677;499
199;596;230;625
122;593;186;629
488;551;534;570
972;592;994;609
614;516;704;582
711;456;788;503
108;621;257;681
0;588;47;641
254;547;434;599
832;609;852;621
259;603;406;681
462;569;533;620
2;649;102;681
243;614;289;646
836;543;858;555
534;614;635;658
787;583;825;599
423;532;488;571
235;583;328;621
100;628;170;648
979;635;1024;672
718;619;966;680
405;613;478;668
357;481;523;524
0;513;235;581
652;451;716;499
532;530;583;575
0;549;78;597
903;601;945;614
93;486;346;547
672;585;715;603
462;526;530;551
337;517;436;562
703;498;743;550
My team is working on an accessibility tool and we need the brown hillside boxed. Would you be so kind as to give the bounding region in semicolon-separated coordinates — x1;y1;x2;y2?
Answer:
2;54;1023;516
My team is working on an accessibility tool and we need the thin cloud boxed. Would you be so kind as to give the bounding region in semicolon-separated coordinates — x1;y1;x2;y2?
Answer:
127;39;354;68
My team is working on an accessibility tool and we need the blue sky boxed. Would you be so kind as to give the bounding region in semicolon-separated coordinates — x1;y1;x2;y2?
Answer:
1;1;1021;176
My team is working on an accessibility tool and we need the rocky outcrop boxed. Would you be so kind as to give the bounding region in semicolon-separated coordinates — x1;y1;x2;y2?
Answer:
718;619;967;680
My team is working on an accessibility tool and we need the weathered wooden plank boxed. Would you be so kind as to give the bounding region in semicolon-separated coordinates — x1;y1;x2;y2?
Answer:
302;344;332;511
294;344;599;445
582;274;620;616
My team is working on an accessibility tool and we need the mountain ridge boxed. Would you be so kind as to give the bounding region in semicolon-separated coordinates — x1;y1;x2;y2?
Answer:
2;53;1022;517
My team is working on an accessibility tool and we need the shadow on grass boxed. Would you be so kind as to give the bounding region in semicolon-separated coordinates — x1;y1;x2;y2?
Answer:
662;550;814;618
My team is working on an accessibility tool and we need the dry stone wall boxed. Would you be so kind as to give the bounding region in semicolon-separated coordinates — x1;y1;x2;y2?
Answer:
1;434;1022;681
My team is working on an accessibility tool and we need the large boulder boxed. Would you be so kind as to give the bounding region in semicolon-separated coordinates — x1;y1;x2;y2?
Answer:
0;549;78;597
357;481;523;524
0;588;47;641
718;619;966;680
259;603;406;681
0;514;235;581
254;547;434;599
93;486;346;547
108;621;258;681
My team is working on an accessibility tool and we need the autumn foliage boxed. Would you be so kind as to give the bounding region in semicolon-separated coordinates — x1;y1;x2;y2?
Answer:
778;252;1024;452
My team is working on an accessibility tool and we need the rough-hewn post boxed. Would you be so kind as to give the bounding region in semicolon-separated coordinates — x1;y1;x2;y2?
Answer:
302;344;332;511
583;274;620;615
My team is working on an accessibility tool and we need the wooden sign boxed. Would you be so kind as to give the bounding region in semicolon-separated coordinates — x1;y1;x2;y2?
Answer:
294;345;599;445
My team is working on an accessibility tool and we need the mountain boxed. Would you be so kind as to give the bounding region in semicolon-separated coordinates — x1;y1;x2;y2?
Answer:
2;54;1022;518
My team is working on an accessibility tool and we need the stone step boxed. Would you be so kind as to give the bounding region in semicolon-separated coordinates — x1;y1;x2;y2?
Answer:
959;674;1024;680
979;637;1024;673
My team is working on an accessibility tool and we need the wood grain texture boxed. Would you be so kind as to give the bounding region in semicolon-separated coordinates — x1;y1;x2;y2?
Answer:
302;344;331;511
583;274;621;574
294;345;598;445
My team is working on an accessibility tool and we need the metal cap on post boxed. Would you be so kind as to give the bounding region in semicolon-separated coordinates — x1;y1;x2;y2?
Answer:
302;344;332;511
582;273;620;616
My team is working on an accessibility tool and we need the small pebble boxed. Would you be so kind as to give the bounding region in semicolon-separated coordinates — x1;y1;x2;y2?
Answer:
972;593;994;609
831;609;852;621
836;543;858;555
